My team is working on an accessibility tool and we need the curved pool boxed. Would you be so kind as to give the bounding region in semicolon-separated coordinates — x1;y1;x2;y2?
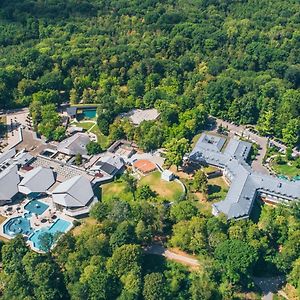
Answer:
3;216;33;236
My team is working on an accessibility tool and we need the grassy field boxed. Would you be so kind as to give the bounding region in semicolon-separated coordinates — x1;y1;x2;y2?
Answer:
101;180;133;202
0;115;7;137
139;171;183;201
90;124;108;148
72;217;98;236
270;158;299;178
72;121;94;131
191;175;229;215
101;171;184;202
207;176;229;202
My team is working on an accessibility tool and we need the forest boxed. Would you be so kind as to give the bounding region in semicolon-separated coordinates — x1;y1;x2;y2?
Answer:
0;0;300;299
0;0;299;147
0;197;300;300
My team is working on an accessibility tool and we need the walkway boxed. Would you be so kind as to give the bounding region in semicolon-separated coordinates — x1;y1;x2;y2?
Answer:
145;244;200;267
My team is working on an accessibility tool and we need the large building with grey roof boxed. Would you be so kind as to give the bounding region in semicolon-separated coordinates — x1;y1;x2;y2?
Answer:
0;165;20;205
57;133;90;156
18;166;55;196
52;175;97;217
189;133;300;220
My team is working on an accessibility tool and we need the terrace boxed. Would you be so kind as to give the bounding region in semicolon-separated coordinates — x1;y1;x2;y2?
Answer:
0;197;73;252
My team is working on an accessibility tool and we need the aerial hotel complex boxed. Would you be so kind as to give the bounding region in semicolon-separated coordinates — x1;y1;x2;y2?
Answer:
189;133;300;220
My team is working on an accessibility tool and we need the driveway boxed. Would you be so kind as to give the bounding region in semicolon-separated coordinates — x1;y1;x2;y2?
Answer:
212;118;269;174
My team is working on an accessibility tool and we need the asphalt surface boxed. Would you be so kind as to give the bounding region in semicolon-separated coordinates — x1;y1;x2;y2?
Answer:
213;118;269;174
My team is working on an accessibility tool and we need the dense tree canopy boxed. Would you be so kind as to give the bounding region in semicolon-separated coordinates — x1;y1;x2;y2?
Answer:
0;0;299;146
0;0;300;299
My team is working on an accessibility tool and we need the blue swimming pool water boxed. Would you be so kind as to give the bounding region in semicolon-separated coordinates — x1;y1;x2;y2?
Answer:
29;219;71;250
24;200;49;215
82;109;96;119
4;216;33;236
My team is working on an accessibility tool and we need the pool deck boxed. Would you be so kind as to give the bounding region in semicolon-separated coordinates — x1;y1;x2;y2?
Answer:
0;197;74;251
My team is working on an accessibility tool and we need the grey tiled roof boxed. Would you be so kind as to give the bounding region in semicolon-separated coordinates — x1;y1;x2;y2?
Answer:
52;175;94;207
224;138;252;160
19;166;55;194
0;165;20;202
190;133;300;220
191;133;226;155
57;133;90;156
66;107;77;116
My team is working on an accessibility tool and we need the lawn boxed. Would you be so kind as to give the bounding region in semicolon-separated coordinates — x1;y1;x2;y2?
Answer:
90;124;108;148
270;158;300;178
72;121;94;131
191;175;229;216
101;180;133;202
0;115;7;137
101;171;184;202
207;176;229;202
0;215;9;242
139;171;184;201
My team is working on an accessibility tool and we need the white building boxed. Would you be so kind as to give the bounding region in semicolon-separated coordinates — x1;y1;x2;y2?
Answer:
161;169;174;182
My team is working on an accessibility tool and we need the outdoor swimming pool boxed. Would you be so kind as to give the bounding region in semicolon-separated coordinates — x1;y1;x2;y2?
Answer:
4;216;33;236
29;219;71;250
24;200;49;215
82;109;96;119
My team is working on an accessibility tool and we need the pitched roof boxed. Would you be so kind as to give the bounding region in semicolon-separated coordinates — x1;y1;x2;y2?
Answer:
0;165;20;202
121;109;160;125
91;155;125;175
190;133;300;220
19;166;55;194
57;133;90;156
66;107;77;117
190;133;226;155
52;175;94;207
224;138;252;160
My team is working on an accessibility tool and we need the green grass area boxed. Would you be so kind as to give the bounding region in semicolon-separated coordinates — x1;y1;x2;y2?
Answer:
203;165;219;173
271;159;300;178
70;103;99;108
72;121;94;131
0;215;9;242
101;171;184;202
90;124;108;149
101;179;133;202
191;133;202;148
207;176;229;202
139;171;183;201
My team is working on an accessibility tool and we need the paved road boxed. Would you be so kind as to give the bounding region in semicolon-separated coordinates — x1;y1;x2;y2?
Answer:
145;244;200;267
